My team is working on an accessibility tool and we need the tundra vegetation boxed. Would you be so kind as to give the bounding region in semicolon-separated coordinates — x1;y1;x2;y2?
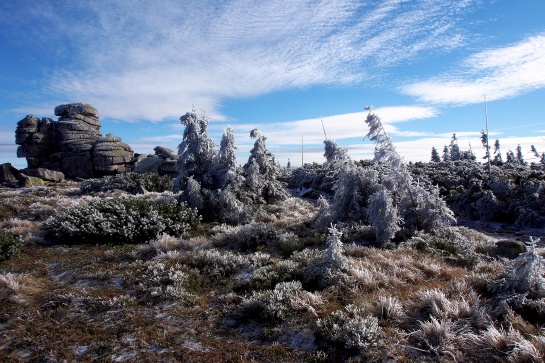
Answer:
0;109;544;362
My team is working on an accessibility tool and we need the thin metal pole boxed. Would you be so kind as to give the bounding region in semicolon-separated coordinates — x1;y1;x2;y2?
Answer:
484;95;491;177
301;136;304;168
321;117;328;140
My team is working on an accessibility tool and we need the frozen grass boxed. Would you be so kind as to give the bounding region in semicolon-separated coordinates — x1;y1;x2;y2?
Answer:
1;182;544;362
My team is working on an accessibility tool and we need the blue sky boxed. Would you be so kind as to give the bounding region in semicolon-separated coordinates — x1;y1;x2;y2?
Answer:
1;0;545;169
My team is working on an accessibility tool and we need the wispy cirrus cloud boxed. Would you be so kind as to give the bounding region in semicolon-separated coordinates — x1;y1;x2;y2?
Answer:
0;0;477;122
403;34;545;105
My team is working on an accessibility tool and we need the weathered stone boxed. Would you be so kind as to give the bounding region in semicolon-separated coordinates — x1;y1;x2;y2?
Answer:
158;159;178;174
0;163;19;183
49;152;63;162
17;144;53;158
20;168;65;182
25;157;42;168
40;161;62;172
55;130;101;143
52;120;100;133
61;141;94;152
62;152;94;179
94;142;133;152
133;155;162;174
54;103;99;119
494;239;527;259
96;133;122;143
18;174;45;187
38;118;53;132
15;103;138;179
16;115;39;130
31;132;51;144
15;131;33;144
94;155;133;166
154;146;177;160
94;164;127;172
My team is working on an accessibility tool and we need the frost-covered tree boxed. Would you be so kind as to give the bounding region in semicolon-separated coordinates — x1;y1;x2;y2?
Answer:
449;133;461;161
506;150;518;165
243;129;288;204
516;144;526;165
491;237;545;297
492;139;503;165
364;111;455;242
217;126;240;189
431;147;441;162
174;109;216;193
367;190;402;245
442;146;450;162
315;140;380;225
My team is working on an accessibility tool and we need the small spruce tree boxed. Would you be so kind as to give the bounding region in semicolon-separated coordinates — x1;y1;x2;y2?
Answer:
431;147;441;162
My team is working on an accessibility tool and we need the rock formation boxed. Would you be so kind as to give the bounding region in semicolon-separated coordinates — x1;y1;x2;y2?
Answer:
132;146;179;178
15;103;135;179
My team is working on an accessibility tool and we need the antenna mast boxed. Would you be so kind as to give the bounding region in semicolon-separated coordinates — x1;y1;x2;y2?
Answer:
301;136;304;168
484;95;491;177
321;117;328;140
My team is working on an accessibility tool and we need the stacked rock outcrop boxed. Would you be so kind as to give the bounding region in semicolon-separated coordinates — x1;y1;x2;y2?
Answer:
132;146;179;178
54;103;102;178
15;103;135;179
93;134;134;174
16;115;55;168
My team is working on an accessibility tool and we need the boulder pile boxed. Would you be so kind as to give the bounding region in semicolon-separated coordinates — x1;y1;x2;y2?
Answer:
15;103;135;179
132;146;179;178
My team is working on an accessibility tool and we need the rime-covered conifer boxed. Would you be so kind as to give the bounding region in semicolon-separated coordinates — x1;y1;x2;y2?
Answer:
492;139;503;165
516;144;526;165
174;109;216;193
243;129;288;204
449;133;461;161
480;130;491;162
431;147;441;162
364;111;455;241
367;190;402;245
217;126;240;189
442;146;450;162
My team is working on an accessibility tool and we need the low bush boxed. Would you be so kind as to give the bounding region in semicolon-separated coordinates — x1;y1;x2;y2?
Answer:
212;222;297;252
0;231;22;262
44;194;200;244
316;304;380;349
238;280;324;321
80;172;173;194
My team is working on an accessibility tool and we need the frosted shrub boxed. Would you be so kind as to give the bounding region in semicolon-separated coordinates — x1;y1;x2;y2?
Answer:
324;225;349;271
44;194;200;244
0;273;41;304
247;260;301;290
491;237;545;297
316;304;380;349
242;129;289;204
144;262;195;303
212;222;295;251
188;249;270;278
374;296;405;322
367;190;402;245
0;231;22;262
465;325;543;361
239;280;324;321
80;172;173;194
410;317;467;358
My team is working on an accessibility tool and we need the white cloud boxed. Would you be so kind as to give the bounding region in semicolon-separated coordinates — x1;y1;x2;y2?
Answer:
403;34;545;105
4;0;476;122
227;106;437;146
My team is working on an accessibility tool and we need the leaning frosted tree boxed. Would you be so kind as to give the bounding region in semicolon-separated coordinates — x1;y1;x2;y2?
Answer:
174;109;216;193
364;111;455;241
315;139;380;225
243;129;289;204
